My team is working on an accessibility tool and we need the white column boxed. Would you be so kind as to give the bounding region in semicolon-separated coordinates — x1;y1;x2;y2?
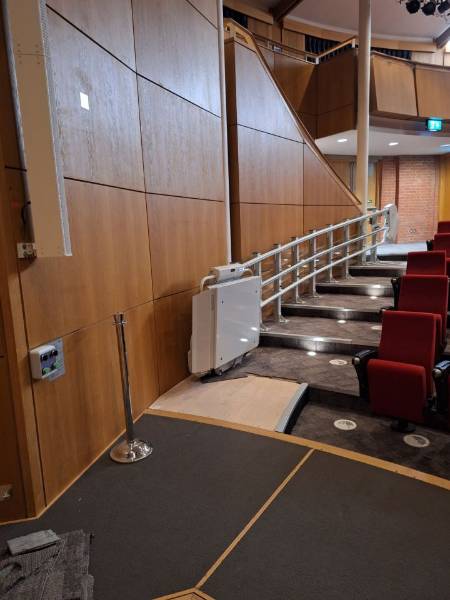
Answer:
217;0;232;263
356;0;371;212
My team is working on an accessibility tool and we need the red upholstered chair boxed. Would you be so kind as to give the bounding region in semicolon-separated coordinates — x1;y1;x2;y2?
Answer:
398;274;448;353
432;234;450;276
432;359;450;425
406;251;447;275
437;221;450;233
353;310;437;431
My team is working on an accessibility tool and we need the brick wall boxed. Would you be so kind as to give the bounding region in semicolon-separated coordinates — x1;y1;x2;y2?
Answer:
380;156;439;243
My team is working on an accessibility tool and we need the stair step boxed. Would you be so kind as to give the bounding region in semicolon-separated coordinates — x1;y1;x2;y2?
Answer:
261;316;381;355
349;263;405;278
283;293;387;323
316;276;393;297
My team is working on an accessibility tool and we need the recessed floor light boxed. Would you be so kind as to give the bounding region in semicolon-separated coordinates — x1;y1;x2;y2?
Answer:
337;138;348;143
370;296;377;300
307;351;317;357
329;359;348;366
334;419;357;431
403;434;430;448
337;320;347;324
389;142;399;146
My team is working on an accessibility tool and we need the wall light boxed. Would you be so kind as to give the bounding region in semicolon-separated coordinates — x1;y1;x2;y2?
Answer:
389;142;399;146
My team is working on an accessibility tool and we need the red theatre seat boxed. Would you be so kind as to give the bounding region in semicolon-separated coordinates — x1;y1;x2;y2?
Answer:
398;274;448;352
433;234;450;276
437;221;450;234
406;251;447;275
353;311;437;428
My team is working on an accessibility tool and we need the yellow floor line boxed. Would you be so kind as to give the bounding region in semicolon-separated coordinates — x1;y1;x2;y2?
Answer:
195;448;315;589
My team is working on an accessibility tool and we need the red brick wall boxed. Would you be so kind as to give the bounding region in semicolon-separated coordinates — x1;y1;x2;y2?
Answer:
379;156;439;243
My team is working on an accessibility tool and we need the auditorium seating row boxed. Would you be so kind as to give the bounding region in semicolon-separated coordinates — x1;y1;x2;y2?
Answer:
353;222;450;433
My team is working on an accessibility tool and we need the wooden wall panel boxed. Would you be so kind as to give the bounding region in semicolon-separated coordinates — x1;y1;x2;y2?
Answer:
0;357;26;521
0;11;21;169
304;146;355;206
317;105;356;139
230;41;302;142
48;10;144;190
303;205;359;233
139;78;224;201
317;50;356;115
232;125;303;205
20;180;152;348
154;290;197;394
133;0;220;115
148;195;226;298
47;0;136;68
371;54;417;117
281;29;306;51
416;66;450;120
33;318;123;502
273;53;317;116
258;46;275;71
232;204;303;261
189;0;218;27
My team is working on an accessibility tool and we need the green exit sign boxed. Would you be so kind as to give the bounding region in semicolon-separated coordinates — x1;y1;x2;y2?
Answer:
427;118;443;132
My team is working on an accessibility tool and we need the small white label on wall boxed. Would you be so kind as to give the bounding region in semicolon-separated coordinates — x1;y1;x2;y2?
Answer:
80;92;90;110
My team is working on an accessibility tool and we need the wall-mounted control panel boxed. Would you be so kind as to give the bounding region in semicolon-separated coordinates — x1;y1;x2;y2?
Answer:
29;339;65;381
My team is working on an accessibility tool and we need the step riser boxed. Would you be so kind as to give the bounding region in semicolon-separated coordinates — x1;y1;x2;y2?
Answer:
316;283;393;297
282;305;381;323
378;254;407;262
349;266;405;278
260;331;376;356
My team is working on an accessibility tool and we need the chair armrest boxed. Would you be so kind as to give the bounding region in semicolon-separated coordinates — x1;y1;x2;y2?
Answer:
426;239;433;251
391;277;400;310
433;360;450;413
353;349;378;400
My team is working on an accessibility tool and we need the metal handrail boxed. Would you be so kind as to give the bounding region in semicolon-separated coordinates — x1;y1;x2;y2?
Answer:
243;204;396;322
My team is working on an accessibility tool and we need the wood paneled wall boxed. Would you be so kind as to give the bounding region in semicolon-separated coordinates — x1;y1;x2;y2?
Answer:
225;35;361;263
0;0;225;518
371;54;417;117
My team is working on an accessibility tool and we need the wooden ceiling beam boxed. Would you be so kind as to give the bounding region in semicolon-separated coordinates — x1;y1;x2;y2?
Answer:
271;0;306;23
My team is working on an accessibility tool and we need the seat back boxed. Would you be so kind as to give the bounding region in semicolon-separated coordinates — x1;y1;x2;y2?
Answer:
433;233;450;257
406;251;446;275
398;274;448;345
437;221;450;234
379;310;436;393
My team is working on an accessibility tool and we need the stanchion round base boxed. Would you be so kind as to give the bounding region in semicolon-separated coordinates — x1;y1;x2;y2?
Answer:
110;439;153;464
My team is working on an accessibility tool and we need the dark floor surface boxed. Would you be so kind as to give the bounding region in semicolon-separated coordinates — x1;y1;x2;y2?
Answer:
203;451;450;600
0;416;307;600
292;400;450;479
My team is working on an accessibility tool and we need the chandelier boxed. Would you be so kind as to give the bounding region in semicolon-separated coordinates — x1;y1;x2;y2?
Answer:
400;0;450;16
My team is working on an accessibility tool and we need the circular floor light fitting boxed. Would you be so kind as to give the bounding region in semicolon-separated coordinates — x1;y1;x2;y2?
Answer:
329;359;348;366
334;419;357;431
403;434;430;448
371;325;382;331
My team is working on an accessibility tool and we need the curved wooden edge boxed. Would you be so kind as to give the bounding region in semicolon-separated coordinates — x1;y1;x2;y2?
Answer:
224;18;362;213
146;408;450;491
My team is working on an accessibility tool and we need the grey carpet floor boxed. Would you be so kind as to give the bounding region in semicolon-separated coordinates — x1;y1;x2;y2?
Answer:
291;401;450;479
203;451;450;600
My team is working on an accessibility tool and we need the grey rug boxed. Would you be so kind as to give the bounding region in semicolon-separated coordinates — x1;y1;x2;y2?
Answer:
0;530;93;599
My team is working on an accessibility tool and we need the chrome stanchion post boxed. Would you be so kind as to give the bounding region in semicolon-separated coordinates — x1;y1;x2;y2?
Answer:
325;225;335;283
291;236;301;303
273;243;287;323
308;230;318;296
110;313;153;464
343;221;350;279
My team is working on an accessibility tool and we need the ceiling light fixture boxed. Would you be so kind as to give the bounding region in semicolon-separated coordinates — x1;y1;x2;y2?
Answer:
422;1;437;15
405;0;421;12
401;0;449;16
337;138;348;143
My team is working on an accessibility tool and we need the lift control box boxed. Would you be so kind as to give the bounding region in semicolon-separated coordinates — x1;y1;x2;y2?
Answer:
190;276;261;376
29;339;65;380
